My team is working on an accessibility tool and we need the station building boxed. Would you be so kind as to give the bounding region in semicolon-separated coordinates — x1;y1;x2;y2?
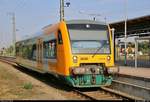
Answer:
110;15;150;68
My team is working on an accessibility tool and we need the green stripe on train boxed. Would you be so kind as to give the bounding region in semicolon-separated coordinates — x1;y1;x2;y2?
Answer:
59;74;112;88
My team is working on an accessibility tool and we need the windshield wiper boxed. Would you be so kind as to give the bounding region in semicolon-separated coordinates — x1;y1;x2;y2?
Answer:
92;42;107;58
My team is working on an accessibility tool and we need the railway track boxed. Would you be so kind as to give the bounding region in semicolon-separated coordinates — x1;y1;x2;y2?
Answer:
71;86;144;100
0;56;144;100
71;88;123;100
0;56;16;64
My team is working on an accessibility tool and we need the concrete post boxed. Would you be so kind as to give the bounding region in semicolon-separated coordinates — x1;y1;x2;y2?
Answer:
111;28;115;62
135;38;138;68
60;0;64;21
12;13;16;57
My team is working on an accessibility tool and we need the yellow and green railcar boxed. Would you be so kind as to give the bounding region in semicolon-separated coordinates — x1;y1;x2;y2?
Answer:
16;20;116;88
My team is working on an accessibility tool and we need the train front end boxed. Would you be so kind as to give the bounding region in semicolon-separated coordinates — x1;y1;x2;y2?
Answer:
61;20;115;88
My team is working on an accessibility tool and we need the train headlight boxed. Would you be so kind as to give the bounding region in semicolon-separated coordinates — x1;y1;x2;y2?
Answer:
73;56;78;63
72;67;86;75
107;56;111;61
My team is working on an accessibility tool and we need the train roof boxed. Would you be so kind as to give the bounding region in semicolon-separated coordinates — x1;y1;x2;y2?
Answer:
16;33;53;46
16;19;107;44
66;20;106;25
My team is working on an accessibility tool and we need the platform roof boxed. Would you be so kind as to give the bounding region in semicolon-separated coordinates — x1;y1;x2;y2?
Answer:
110;15;150;38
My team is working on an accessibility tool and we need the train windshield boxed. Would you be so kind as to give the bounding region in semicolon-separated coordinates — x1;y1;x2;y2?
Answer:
67;24;110;54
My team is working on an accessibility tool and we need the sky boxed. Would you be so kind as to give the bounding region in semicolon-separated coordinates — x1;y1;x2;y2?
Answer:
0;0;150;49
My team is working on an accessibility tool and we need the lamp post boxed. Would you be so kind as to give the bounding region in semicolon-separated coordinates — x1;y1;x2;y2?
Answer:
7;12;16;57
60;0;70;21
124;0;128;66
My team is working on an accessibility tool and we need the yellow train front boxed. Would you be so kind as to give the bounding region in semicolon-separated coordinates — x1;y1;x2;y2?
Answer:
16;20;116;88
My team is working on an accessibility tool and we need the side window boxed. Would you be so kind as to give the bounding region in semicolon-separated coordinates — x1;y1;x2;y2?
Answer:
44;40;56;59
28;45;33;60
50;40;57;58
43;33;57;59
44;42;50;58
19;45;23;57
58;30;63;44
32;44;36;60
22;46;26;58
16;46;19;56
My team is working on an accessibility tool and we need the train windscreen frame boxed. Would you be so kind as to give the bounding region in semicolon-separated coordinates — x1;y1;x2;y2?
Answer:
67;24;111;54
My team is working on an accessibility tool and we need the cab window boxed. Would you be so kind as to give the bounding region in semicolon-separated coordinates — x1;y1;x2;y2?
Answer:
58;30;63;44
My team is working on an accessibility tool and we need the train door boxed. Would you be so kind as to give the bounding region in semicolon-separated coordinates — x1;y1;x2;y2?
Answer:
36;38;43;70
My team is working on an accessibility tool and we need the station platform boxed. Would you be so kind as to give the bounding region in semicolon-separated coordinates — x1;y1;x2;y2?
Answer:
113;66;150;100
118;66;150;79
